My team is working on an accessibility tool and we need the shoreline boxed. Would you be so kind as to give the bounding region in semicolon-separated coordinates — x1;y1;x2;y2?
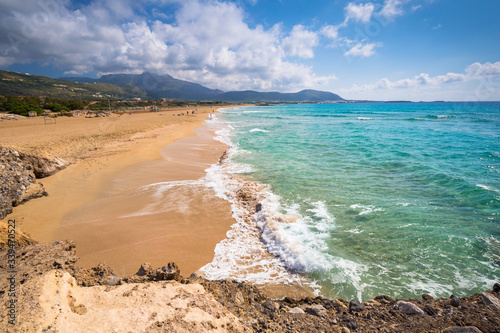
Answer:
1;106;238;275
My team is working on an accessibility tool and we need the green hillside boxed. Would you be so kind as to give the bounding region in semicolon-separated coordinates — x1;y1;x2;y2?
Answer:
0;70;147;99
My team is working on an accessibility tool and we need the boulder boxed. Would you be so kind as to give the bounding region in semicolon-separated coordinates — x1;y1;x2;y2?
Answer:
19;153;69;178
154;262;181;281
480;292;500;310
104;275;122;286
396;301;425;315
349;300;365;312
306;304;327;317
450;295;460;307
289;307;305;314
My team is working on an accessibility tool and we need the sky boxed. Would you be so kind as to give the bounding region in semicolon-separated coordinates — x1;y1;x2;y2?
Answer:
0;0;499;101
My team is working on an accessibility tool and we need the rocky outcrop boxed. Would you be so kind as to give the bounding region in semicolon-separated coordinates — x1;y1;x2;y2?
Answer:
18;152;69;178
0;240;78;295
0;147;48;220
0;222;37;250
1;240;499;332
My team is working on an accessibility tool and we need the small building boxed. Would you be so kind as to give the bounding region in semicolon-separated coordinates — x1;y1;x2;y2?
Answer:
28;111;37;117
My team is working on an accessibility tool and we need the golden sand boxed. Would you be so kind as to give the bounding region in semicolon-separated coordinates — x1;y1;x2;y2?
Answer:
2;106;236;275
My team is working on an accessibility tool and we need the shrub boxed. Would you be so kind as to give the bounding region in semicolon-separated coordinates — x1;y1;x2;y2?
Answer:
43;103;71;112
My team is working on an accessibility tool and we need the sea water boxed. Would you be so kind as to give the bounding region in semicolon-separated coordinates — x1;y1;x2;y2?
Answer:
202;102;500;301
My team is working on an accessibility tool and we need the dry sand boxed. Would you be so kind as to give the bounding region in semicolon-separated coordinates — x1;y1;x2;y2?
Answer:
1;106;237;276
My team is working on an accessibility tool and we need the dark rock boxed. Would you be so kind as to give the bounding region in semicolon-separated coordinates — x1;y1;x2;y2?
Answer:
137;263;154;276
422;294;434;301
493;283;500;293
262;301;277;312
450;295;460;307
442;327;483;333
423;305;439;316
256;203;262;212
349;300;365;312
396;301;425;315
374;295;394;303
344;319;357;330
155;262;181;281
304;297;314;304
306;304;327;317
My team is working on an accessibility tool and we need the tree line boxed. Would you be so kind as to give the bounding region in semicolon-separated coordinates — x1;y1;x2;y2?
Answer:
0;95;87;116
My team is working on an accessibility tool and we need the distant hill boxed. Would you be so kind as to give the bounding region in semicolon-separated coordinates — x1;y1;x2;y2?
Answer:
97;72;223;100
1;70;344;102
0;70;147;99
58;77;97;83
219;89;343;102
61;72;344;102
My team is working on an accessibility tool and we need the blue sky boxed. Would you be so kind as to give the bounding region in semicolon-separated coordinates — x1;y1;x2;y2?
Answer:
1;0;499;101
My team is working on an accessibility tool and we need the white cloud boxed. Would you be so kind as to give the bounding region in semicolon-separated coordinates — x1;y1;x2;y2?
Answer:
281;25;318;59
321;25;340;40
465;61;500;77
339;62;500;101
379;0;404;20
345;42;381;57
0;0;335;92
345;2;374;23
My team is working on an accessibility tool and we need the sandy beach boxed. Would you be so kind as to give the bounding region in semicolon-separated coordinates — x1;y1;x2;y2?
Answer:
1;106;236;275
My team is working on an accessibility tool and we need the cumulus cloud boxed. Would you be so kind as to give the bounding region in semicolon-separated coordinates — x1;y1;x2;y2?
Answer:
0;0;335;91
339;62;500;101
345;2;375;23
379;0;404;20
320;25;340;40
465;61;500;77
345;42;381;57
282;25;318;59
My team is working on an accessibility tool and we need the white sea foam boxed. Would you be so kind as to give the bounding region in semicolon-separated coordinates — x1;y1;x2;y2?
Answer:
349;204;383;215
307;201;335;223
121;180;203;217
476;184;500;194
249;128;269;133
201;114;347;291
357;117;372;120
346;227;364;234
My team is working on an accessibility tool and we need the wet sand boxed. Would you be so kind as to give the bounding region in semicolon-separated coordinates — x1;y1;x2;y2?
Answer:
52;125;234;275
4;107;237;276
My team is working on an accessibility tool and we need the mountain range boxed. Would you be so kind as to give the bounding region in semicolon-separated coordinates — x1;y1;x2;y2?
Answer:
0;70;344;102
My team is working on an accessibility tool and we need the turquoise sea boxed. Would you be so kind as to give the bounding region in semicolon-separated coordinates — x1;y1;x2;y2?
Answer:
202;102;500;301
